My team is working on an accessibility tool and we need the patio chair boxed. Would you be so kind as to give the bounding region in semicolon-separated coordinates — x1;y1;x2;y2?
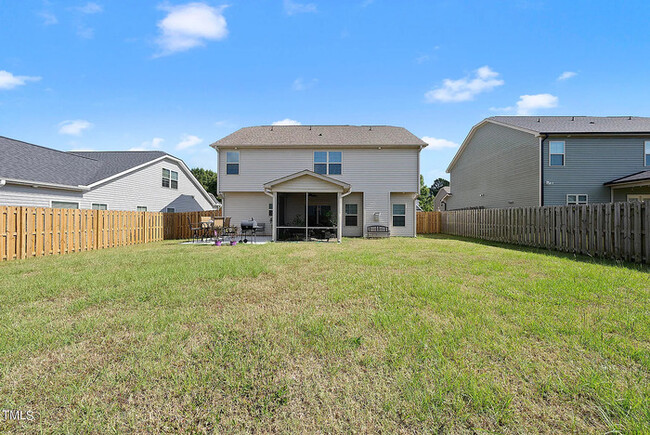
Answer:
213;217;225;238
199;216;214;240
187;216;203;243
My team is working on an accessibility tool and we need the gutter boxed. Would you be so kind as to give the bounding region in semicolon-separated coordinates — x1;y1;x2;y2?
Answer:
0;177;89;192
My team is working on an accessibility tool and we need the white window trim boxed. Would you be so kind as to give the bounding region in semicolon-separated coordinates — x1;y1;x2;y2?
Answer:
50;200;80;209
136;206;148;212
344;203;358;227
566;194;588;205
392;203;406;227
91;203;108;210
549;140;565;167
226;151;240;175
644;141;650;167
313;151;343;175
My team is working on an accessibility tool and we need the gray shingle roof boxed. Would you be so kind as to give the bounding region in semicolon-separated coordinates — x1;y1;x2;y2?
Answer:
69;151;168;184
211;125;427;147
0;136;102;186
0;136;171;187
489;116;650;134
604;170;650;186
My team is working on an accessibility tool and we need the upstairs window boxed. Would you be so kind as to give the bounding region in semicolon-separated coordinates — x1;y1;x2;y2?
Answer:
549;141;565;166
645;141;650;166
392;203;406;227
314;151;342;175
162;168;178;189
567;194;588;205
226;151;240;175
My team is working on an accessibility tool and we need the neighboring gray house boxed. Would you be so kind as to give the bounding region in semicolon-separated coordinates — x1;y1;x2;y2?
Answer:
211;125;426;241
433;186;450;211
0;136;219;211
446;116;650;209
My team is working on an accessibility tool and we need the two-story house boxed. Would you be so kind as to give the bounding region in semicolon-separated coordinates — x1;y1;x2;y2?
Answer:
0;136;219;212
211;125;426;241
445;116;650;210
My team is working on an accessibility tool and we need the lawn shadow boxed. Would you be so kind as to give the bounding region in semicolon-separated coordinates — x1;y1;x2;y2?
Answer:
419;234;650;273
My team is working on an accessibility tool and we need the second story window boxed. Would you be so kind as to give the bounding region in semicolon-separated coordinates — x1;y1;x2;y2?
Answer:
162;168;178;189
645;141;650;166
549;141;565;166
226;151;240;175
314;151;342;175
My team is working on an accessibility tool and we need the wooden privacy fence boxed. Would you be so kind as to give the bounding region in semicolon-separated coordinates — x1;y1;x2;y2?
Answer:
163;210;222;240
416;211;442;234
441;202;650;264
0;206;164;262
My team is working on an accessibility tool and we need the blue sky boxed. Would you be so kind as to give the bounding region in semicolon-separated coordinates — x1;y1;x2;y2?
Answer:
2;1;650;184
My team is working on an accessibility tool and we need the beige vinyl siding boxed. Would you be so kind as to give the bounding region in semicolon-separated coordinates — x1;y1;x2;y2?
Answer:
389;193;415;237
342;192;363;237
219;147;418;236
446;123;539;210
222;192;272;235
0;157;213;211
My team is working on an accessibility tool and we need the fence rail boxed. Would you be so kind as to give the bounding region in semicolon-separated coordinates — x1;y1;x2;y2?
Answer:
440;203;649;264
416;211;442;234
0;206;164;262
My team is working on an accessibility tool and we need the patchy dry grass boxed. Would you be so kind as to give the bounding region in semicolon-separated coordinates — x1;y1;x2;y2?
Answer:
0;235;648;433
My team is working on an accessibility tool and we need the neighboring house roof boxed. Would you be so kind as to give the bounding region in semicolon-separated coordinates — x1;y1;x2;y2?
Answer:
435;186;450;200
0;136;101;187
604;170;650;186
211;125;427;148
489;116;650;134
69;151;168;184
0;136;219;207
447;116;650;172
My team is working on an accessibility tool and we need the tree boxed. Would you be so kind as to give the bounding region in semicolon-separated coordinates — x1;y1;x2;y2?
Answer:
430;177;450;198
417;174;434;211
191;168;218;196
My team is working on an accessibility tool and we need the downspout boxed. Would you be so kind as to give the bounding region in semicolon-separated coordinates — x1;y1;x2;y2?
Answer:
539;134;548;206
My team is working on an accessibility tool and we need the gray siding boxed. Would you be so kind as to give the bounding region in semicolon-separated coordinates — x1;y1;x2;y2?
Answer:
542;136;650;205
0;157;213;212
447;123;539;210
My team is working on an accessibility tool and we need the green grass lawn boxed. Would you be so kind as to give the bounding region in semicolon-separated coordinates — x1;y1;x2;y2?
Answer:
0;236;648;433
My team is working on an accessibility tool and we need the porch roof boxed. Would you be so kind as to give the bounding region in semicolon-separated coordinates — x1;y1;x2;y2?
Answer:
263;170;351;192
604;170;650;187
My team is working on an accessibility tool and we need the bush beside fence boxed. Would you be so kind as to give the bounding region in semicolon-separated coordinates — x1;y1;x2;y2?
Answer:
441;202;650;264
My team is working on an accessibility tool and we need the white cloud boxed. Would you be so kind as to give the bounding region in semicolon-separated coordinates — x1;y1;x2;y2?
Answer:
0;70;41;90
421;136;459;150
516;93;558;115
284;0;317;15
77;2;103;14
425;66;504;103
38;11;58;25
77;25;95;39
129;137;165;151
176;134;203;150
292;77;318;91
557;71;577;81
156;3;228;56
58;120;93;136
272;118;302;125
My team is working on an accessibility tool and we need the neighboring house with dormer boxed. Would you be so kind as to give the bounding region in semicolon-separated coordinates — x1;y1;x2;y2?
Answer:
445;116;650;210
0;136;219;212
211;125;426;241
